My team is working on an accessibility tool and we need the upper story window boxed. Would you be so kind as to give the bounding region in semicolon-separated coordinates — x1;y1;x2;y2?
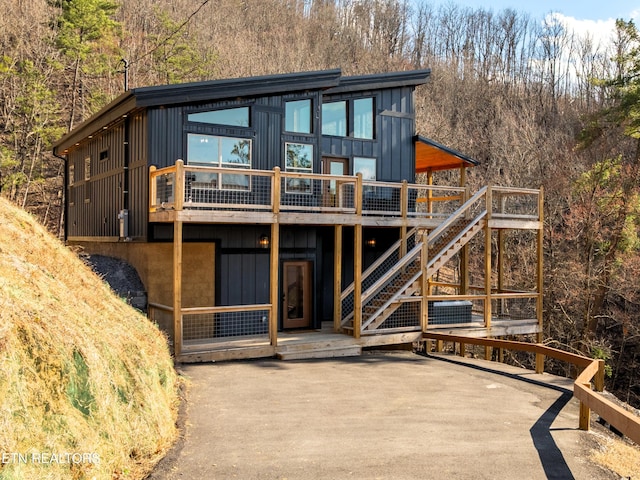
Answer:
285;99;312;134
188;107;250;127
354;98;374;139
285;142;313;193
84;157;91;181
187;133;252;190
321;101;347;136
322;97;374;139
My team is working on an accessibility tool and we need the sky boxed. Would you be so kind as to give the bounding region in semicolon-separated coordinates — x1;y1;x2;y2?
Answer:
428;1;640;48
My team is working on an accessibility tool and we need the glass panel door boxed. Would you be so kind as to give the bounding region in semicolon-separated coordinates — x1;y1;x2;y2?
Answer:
282;261;312;329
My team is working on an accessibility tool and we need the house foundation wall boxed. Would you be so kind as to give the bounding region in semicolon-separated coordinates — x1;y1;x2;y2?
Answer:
71;241;215;308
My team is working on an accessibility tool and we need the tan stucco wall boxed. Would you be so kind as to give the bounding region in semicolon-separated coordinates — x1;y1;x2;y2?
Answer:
73;241;215;308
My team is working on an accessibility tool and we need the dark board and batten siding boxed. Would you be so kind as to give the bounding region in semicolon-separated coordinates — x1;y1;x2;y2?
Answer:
320;86;415;183
147;92;323;172
66;112;148;240
66;123;125;238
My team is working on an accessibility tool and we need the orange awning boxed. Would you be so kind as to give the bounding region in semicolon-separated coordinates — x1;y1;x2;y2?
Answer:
415;136;479;173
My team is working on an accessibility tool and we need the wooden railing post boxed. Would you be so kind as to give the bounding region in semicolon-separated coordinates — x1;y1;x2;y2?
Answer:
355;172;363;216
401;180;408;219
149;165;157;212
535;351;545;374
579;385;591;431
595;359;605;392
272;166;281;214
175;159;184;211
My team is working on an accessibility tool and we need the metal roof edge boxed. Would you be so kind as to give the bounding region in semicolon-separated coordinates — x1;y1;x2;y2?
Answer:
324;69;431;94
132;69;343;107
53;92;136;154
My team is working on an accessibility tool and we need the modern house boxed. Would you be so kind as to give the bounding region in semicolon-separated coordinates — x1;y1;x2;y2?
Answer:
53;69;543;362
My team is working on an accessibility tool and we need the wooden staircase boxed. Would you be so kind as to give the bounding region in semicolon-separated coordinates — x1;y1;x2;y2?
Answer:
342;187;488;335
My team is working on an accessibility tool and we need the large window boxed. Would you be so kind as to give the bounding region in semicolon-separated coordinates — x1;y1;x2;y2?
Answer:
285;142;313;193
354;98;374;139
187;134;251;190
285;99;312;134
321;97;374;139
187;107;249;127
354;156;376;181
321;101;347;136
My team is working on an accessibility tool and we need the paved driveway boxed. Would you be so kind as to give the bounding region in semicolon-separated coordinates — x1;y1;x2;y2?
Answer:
151;351;615;480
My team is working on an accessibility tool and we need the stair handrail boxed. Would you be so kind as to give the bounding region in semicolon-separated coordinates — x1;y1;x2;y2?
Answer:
361;255;424;331
362;242;423;305
428;186;488;247
340;227;417;302
426;210;487;272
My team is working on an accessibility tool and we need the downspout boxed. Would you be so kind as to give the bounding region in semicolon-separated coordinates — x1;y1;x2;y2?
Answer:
121;115;130;239
53;149;68;242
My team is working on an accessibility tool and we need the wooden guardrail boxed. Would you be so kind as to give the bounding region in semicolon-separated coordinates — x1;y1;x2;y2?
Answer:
422;332;640;445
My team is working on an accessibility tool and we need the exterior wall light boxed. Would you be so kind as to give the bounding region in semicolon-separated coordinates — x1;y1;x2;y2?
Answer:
259;234;270;249
365;238;376;248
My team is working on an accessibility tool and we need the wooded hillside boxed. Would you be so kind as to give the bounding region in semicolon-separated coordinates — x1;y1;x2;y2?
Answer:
1;0;638;407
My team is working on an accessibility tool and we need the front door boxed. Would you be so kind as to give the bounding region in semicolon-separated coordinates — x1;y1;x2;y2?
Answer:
282;261;312;329
322;157;348;207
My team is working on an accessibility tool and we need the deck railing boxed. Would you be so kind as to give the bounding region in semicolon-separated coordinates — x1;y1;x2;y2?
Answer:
149;302;272;353
149;160;469;220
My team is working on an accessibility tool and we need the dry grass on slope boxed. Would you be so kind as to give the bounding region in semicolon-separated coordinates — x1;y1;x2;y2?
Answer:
0;197;179;480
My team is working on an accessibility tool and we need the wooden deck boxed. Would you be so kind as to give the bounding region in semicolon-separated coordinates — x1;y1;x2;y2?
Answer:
176;317;540;363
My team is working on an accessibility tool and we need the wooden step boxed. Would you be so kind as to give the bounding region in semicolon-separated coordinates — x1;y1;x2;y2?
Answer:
277;344;362;360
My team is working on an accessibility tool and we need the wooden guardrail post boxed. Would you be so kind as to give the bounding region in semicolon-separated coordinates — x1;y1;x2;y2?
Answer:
579;383;592;431
595;359;605;392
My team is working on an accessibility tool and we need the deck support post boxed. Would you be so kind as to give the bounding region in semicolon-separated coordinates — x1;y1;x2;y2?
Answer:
420;231;429;332
173;220;183;359
484;187;492;330
269;222;279;347
269;167;281;347
579;389;591;431
537;186;545;345
354;224;363;339
353;174;363;339
333;225;343;332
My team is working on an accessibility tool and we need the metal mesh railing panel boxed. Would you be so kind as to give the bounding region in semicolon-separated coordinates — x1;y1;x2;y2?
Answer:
376;301;421;330
492;296;537;321
361;184;402;216
279;175;356;212
492;189;539;218
184;169;272;211
153;172;175;208
182;309;270;341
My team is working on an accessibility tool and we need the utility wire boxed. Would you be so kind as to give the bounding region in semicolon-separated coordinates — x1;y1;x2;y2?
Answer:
129;0;212;67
